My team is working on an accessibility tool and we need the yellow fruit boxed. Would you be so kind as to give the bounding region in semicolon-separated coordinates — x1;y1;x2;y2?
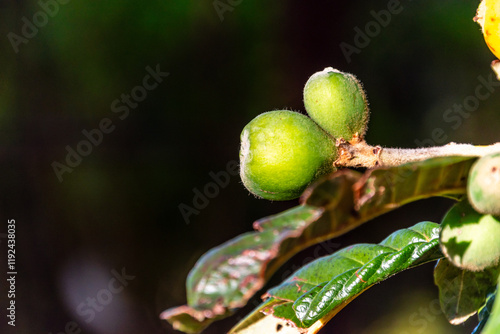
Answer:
476;0;500;59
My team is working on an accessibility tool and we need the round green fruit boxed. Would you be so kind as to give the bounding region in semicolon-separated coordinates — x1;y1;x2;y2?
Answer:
468;152;500;216
303;67;369;141
440;200;500;271
239;110;337;201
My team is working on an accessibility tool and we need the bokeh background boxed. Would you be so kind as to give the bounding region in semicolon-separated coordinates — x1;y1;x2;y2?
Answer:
0;0;498;333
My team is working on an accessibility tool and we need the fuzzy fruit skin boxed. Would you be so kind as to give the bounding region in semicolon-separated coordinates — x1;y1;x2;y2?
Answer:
239;110;337;201
440;200;500;272
303;67;369;140
468;152;500;216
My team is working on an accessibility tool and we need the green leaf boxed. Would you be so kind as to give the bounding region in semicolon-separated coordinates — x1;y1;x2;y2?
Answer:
472;290;497;334
162;156;475;333
482;278;500;334
230;221;443;333
161;205;323;333
229;300;303;334
434;258;499;325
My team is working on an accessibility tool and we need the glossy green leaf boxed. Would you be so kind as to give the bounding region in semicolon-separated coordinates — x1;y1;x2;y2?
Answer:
162;156;475;333
434;258;499;325
231;221;443;333
472;290;497;334
482;278;500;334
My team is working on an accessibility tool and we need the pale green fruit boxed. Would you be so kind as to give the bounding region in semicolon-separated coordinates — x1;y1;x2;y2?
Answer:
303;67;369;141
239;110;337;201
440;200;500;271
468;152;500;216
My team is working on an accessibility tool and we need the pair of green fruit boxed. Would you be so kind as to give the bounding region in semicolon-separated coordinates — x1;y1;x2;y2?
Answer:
441;153;500;272
239;67;500;272
239;68;369;201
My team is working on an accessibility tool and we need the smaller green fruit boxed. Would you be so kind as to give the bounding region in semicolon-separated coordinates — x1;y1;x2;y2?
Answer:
440;200;500;271
468;152;500;216
239;110;337;201
303;67;369;141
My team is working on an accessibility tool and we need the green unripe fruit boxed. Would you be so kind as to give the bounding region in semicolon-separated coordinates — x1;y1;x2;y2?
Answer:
440;200;500;271
303;67;369;140
467;152;500;216
239;110;337;201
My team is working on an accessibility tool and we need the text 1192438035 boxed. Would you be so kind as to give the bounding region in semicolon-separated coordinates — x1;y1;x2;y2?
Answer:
6;219;16;327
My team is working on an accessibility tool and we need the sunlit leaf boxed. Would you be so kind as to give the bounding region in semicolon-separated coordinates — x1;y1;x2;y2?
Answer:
230;221;443;333
472;290;497;334
230;300;303;334
482;278;500;334
163;156;475;333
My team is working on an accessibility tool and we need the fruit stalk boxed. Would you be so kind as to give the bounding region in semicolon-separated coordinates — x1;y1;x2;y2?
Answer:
335;140;500;168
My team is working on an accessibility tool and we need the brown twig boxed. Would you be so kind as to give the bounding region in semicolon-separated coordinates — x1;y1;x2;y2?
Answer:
335;140;500;168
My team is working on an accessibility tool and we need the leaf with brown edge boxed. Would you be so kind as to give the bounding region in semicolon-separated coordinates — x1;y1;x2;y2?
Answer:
161;205;325;333
162;156;476;333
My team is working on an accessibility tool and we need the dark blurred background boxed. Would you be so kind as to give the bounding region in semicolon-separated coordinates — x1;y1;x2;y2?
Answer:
0;1;498;333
